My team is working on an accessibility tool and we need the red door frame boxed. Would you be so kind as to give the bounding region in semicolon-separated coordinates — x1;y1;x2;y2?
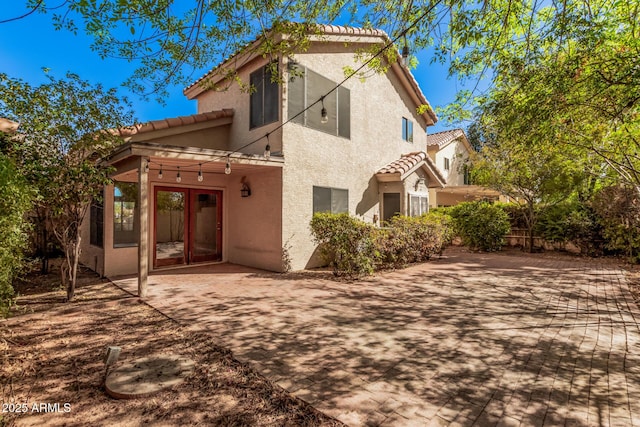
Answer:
153;187;223;268
189;189;223;263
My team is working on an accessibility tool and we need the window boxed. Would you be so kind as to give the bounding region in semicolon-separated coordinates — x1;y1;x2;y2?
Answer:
313;186;348;214
90;193;104;248
402;117;413;142
288;64;350;138
409;194;429;217
250;64;279;129
383;193;401;222
114;182;138;247
463;165;471;185
444;157;450;171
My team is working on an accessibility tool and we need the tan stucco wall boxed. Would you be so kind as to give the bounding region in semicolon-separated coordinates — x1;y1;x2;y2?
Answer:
142;126;231;151
279;50;431;270
225;167;283;271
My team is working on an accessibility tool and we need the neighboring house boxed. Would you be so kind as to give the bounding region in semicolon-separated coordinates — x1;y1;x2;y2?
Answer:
79;25;447;286
426;128;499;207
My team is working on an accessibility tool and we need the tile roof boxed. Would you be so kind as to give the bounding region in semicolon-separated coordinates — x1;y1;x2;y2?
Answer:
427;129;465;147
118;109;234;137
377;151;429;175
184;24;387;93
377;151;446;186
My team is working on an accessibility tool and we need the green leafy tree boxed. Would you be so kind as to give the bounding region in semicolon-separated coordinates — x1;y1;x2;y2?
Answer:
0;150;33;316
0;72;134;301
4;0;636;105
472;139;586;252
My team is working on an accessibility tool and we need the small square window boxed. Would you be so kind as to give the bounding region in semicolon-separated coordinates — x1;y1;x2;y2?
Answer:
313;186;348;214
402;117;413;142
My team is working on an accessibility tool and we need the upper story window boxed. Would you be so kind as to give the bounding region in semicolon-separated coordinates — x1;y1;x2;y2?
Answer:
288;64;350;139
402;117;413;142
444;157;450;171
250;64;279;129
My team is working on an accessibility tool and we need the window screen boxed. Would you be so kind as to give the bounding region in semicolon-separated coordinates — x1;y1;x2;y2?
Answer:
90;193;104;248
313;186;349;214
250;64;279;129
288;65;350;138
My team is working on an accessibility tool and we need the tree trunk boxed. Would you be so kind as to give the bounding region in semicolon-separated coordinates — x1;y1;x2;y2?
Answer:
66;235;81;302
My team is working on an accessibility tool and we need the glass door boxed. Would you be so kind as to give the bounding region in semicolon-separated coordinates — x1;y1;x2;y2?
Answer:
155;188;186;267
189;190;222;263
154;187;223;267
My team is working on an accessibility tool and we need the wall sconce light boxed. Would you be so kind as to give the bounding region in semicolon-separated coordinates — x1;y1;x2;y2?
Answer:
241;183;251;198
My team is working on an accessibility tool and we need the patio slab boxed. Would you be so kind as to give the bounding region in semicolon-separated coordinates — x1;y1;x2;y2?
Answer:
111;249;640;426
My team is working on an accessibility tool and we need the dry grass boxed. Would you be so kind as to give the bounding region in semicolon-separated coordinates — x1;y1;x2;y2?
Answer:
0;262;343;427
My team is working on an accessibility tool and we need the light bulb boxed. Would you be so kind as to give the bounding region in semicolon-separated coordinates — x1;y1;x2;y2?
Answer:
321;107;328;124
264;144;271;160
158;166;163;179
225;161;231;175
198;164;203;182
176;167;181;183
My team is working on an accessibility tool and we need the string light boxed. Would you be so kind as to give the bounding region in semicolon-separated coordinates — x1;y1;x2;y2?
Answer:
225;156;231;175
176;166;182;183
158;164;163;179
264;133;271;160
320;96;328;124
144;160;149;173
198;163;203;182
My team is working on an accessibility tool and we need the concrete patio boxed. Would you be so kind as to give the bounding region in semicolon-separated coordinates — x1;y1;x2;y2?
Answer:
112;248;640;426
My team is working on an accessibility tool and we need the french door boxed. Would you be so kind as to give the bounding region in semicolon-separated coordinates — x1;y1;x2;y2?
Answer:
154;187;222;267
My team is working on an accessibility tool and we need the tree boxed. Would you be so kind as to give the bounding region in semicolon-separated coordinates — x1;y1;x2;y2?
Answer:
472;137;587;253
0;146;33;317
4;0;636;105
0;72;134;301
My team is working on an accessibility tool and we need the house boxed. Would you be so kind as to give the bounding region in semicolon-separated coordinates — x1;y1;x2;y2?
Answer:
79;25;448;292
426;128;500;207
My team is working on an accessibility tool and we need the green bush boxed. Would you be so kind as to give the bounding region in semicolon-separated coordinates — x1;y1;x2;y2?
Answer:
592;185;640;263
535;201;604;255
376;212;453;269
449;201;510;251
310;211;454;277
310;213;377;277
0;155;33;317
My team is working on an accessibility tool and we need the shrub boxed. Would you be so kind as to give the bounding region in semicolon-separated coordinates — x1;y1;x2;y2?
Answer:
310;213;377;277
592;185;640;263
376;212;453;269
535;201;604;255
0;155;33;317
449;201;510;251
310;211;454;277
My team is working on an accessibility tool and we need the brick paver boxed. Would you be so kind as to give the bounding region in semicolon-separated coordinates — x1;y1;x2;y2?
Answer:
112;249;640;426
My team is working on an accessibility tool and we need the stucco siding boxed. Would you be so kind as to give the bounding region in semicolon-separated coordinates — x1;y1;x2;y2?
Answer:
280;50;430;270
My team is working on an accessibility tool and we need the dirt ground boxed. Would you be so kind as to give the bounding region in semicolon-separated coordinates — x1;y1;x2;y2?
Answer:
0;261;343;427
1;253;639;427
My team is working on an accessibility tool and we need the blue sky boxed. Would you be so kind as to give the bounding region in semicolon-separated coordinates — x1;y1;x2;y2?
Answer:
0;5;463;133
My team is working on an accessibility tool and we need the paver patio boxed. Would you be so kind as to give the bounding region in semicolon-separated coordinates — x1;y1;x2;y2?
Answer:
112;248;640;426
